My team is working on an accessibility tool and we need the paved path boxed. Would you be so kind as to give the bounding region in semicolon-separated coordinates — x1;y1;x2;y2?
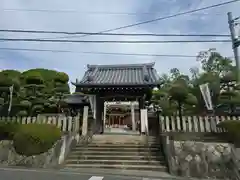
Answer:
0;167;175;180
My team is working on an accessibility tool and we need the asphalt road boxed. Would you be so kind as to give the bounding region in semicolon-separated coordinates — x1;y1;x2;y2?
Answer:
0;167;165;180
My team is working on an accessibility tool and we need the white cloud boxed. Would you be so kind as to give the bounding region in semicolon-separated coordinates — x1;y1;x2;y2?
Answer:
0;0;240;93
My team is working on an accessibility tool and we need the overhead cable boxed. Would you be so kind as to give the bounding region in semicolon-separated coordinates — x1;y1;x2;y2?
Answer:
0;47;198;57
0;38;232;43
0;29;231;37
46;0;240;39
0;8;223;16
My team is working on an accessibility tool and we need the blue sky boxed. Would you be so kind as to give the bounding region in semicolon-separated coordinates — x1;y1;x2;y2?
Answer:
0;0;239;91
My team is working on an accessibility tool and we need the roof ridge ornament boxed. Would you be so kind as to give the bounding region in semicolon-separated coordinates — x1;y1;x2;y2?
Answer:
85;62;155;69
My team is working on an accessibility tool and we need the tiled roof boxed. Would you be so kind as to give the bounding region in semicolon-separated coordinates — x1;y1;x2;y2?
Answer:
74;63;159;86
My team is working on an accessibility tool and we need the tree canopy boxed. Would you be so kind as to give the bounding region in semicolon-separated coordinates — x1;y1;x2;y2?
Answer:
0;68;71;116
152;48;239;116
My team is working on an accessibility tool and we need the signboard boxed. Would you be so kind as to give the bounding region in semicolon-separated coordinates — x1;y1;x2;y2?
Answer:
199;83;213;111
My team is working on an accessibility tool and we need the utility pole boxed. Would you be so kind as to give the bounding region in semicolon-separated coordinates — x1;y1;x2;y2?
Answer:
228;12;240;82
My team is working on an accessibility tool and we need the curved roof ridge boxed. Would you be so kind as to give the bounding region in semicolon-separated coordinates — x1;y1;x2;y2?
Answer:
87;62;155;69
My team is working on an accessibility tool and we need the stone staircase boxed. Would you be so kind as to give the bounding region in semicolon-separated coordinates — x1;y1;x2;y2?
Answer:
64;134;167;172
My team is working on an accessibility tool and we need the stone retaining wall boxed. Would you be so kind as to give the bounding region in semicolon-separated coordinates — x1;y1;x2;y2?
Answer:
0;139;63;168
0;133;89;168
162;136;238;179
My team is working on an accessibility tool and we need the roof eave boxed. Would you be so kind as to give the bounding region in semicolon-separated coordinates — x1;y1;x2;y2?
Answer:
74;82;160;87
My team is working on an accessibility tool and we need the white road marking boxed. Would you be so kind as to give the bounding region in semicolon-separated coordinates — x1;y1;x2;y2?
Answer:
89;176;104;180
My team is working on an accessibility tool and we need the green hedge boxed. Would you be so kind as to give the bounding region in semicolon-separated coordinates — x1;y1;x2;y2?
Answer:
217;120;240;144
13;124;61;156
0;122;61;156
0;122;20;140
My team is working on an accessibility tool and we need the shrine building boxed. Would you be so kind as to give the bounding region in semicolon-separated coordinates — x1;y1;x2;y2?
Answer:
72;63;160;134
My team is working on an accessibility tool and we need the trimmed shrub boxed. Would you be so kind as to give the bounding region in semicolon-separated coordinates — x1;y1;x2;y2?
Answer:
217;120;240;144
17;110;28;117
0;122;20;140
54;72;69;83
25;72;44;85
20;100;32;108
13;123;61;156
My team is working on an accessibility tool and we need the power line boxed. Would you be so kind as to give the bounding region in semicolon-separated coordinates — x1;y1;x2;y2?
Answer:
0;8;150;15
0;0;201;15
0;29;230;37
0;38;232;43
47;0;240;40
0;47;234;60
0;47;198;57
0;8;225;16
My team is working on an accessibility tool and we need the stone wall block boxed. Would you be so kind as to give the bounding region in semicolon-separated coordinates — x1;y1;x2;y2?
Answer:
166;139;234;179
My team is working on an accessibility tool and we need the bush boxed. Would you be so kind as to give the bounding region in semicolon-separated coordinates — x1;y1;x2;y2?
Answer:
17;110;28;116
54;72;69;83
0;122;20;140
20;100;32;108
13;124;61;156
24;73;43;85
217;120;240;144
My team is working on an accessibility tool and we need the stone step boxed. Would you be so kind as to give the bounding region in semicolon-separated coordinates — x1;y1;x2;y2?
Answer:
91;140;157;142
91;139;157;141
79;145;160;149
73;145;160;150
89;143;158;146
85;144;161;148
91;135;155;144
69;151;159;156
72;147;159;152
65;159;162;165
64;163;167;171
67;154;165;161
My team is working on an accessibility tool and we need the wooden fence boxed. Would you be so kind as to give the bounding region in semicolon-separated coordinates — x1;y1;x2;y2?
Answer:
159;116;240;133
1;115;237;134
0;116;82;132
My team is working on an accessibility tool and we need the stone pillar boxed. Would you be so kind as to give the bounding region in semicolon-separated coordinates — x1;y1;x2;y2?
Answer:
103;102;107;129
95;96;101;134
100;98;104;134
143;109;148;134
140;109;149;134
82;106;89;136
109;116;110;127
131;102;136;131
138;98;144;134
